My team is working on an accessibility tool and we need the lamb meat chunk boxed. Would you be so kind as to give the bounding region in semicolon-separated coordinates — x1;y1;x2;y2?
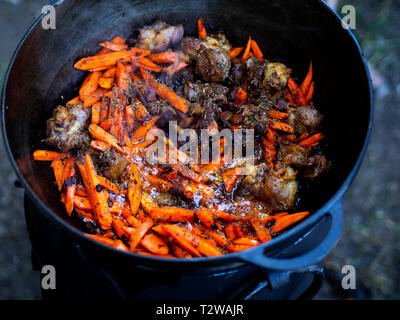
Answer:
279;144;310;166
137;20;184;52
262;62;291;90
96;149;128;181
261;165;298;212
246;56;267;89
289;105;323;135
228;61;246;84
303;154;328;179
182;34;232;82
184;81;229;104
46;102;90;152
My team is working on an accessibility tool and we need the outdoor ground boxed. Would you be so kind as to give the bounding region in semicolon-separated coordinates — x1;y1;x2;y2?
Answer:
0;0;399;299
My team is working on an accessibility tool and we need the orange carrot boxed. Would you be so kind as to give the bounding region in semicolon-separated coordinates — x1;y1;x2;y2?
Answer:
74;48;149;71
97;175;123;194
116;62;130;90
241;36;252;62
99;41;128;52
224;222;236;241
250;39;264;61
222;167;242;192
196;208;215;228
197;18;207;39
82;155;112;230
33;150;70;161
272;211;310;233
298;133;323;147
150;206;195;222
161;225;202;257
132;57;163;72
250;218;272;243
91;102;101;124
127;163;142;214
288;78;307;106
129;219;154;251
79;71;102;101
229;47;243;59
269;121;294;134
149;50;179;63
88;124;126;155
235;88;247;104
133;99;150;121
131;116;159;144
300;62;313;95
268;110;290;120
233;237;259;246
141;233;169;255
66;96;80;105
98;76;114;89
74;195;92;211
306;81;315;103
102;66;116;78
170;244;192;258
143;72;190;113
227;244;252;252
65;167;76;216
86;234;115;246
51;160;64;192
90;140;111;152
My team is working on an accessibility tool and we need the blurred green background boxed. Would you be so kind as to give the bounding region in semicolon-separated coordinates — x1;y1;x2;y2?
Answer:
0;0;399;299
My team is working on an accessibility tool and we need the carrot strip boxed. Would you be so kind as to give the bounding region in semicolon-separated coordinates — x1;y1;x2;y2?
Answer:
269;121;294;134
82;155;112;230
300;62;313;95
229;47;243;59
91;102;101;124
233;237;259;246
110;36;126;44
51;160;64;192
298;133;323;147
86;234;115;246
170;244;192;258
141;193;159;215
99;41;128;52
268;110;290;120
133;99;151;121
74;195;92;211
250;218;272;243
306;81;315;103
224;222;236;241
74;48;149;71
150;206;194;222
250;40;264;61
161;225;202;257
66;96;80;105
149;51;178;63
33;150;70;161
97;175;123;194
127;163;142;215
99;118;112;131
197;17;207;39
143;72;190;113
102;66;117;78
114;240;129;252
131;116;159;144
88;124;126;155
146;175;172;191
227;244;252;252
141;233;169;255
271;211;310;233
235;88;247;104
90;140;111;152
132;57;163;72
79;71;102;101
222;168;242;192
196;208;215;228
65;167;76;216
287;78;307;106
241;37;252;62
128;219;154;251
98;76;114;89
206;230;228;247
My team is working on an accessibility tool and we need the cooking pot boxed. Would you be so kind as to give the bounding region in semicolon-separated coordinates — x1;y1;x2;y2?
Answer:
1;0;373;279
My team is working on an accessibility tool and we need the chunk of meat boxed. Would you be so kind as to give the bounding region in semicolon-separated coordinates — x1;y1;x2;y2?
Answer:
184;82;229;104
182;34;232;82
279;144;310;166
288;105;323;135
96;149;128;181
137;20;184;52
46;102;90;152
262;62;292;90
242;163;298;212
246;56;267;89
303;154;328;179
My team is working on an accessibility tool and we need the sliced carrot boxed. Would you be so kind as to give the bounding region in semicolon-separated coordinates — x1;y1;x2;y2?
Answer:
98;76;115;89
65;167;76;216
250;218;272;243
66;96;80;105
197;17;207;39
235;88;247;104
170;244;192;258
298;133;323;147
102;66;117;78
146;175;172;192
141;233;169;255
272;211;310;233
196;208;215;228
51;160;64;192
142;71;190;113
241;36;252;62
300;62;313;95
287;78;307;106
131;116;159;144
229;47;243;59
88;124;126;155
149;206;194;222
224;222;236;241
149;50;179;63
250;39;264;61
268;110;290;120
305;81;315;103
133;99;151;121
99;41;128;52
91;102;101;124
127;163;142;214
74;195;92;211
227;244;252;252
128;219;154;251
97;175;123;194
233;237;259;246
141;193;159;215
90;140;111;152
33;150;70;161
269;121;294;134
79;71;102;101
222;167;242;192
86;234;115;246
161;225;202;257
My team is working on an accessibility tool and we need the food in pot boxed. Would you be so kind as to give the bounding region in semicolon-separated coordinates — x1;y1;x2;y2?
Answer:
33;18;328;257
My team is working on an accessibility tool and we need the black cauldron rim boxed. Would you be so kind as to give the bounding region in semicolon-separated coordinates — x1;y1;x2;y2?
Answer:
1;0;374;271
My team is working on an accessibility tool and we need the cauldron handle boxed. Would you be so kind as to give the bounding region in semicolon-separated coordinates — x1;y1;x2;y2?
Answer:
239;202;343;272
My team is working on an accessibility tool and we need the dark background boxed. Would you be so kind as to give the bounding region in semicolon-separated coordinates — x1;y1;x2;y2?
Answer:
0;0;399;299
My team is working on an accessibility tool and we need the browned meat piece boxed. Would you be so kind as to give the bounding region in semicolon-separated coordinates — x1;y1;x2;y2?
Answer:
147;99;176;118
242;163;298;212
246;56;267;89
184;82;229;104
137;20;183;52
46;102;90;152
182;34;232;82
288;105;323;135
279;144;310;166
228;61;246;84
96;149;128;181
262;62;291;90
303;154;328;179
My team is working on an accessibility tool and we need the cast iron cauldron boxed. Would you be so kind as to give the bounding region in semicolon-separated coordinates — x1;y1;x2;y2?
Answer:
1;0;372;296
